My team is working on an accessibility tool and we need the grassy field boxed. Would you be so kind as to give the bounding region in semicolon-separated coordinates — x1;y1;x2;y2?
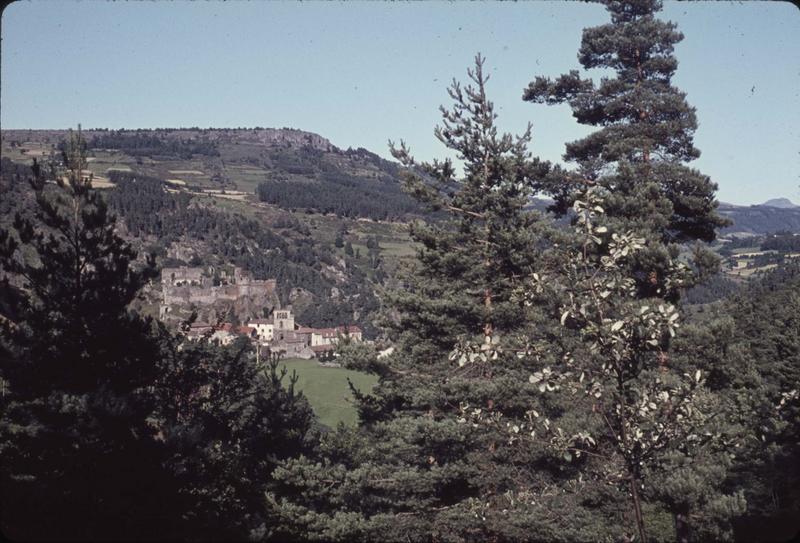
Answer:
379;240;417;258
278;358;378;428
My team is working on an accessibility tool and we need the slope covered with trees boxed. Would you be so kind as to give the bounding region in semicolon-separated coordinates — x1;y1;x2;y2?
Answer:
0;132;315;540
104;169;380;332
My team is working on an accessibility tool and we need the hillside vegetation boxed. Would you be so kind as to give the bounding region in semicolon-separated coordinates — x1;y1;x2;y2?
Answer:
1;131;428;334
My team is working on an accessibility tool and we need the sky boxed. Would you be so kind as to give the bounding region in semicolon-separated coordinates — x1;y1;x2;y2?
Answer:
1;0;798;205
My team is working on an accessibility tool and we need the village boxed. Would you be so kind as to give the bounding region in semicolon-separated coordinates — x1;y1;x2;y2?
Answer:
160;266;362;360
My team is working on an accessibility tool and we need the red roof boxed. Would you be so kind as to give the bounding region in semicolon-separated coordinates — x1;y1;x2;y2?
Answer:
219;323;255;336
314;326;362;337
311;344;335;353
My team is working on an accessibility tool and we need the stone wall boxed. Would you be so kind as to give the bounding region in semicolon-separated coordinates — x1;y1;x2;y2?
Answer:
160;266;279;325
162;266;206;287
162;280;277;306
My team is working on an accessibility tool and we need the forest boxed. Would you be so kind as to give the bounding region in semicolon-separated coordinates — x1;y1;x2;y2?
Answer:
1;1;798;542
255;147;422;221
88;130;220;159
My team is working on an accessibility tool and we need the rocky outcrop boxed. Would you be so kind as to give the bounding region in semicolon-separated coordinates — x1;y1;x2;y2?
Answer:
159;266;279;324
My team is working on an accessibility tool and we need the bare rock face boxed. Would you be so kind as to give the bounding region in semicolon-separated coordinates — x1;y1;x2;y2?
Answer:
288;287;313;305
283;287;315;326
246;128;332;151
159;266;279;324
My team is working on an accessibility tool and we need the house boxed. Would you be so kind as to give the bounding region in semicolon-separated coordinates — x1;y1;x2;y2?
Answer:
220;323;256;338
188;322;255;345
310;325;362;348
185;321;214;341
247;318;274;341
272;330;314;359
249;308;295;342
210;329;236;346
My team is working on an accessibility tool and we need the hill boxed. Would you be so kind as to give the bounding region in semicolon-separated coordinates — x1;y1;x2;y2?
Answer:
1;128;422;222
762;197;798;209
5;128;797;332
0;129;427;336
719;202;800;236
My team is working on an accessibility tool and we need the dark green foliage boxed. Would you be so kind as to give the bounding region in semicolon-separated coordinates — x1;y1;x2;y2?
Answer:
153;334;316;540
668;261;800;541
255;171;421;221
334;230;345;248
524;0;729;298
269;56;605;541
683;272;740;305
89;129;219;158
0;158;37;231
727;263;800;534
523;2;743;540
761;232;800;252
255;144;420;221
384;57;553;366
105;171;375;331
0;136;178;540
0;133;317;540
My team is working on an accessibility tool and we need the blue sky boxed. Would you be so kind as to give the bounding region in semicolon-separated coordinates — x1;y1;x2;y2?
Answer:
2;0;798;205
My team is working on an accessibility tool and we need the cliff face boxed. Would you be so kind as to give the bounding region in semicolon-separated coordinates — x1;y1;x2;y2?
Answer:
1;127;334;152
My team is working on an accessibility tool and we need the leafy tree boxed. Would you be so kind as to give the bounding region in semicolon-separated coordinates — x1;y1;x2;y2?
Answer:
540;190;744;542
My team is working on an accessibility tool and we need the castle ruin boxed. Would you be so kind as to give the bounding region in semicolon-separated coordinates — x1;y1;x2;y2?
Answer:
159;266;278;323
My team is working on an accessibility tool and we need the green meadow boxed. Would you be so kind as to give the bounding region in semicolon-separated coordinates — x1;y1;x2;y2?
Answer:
278;358;378;428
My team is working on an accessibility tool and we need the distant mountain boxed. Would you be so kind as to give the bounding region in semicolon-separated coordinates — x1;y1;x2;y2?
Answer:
761;198;798;209
719;201;800;235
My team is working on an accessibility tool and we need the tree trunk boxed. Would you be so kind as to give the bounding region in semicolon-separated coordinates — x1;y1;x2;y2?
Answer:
674;510;692;543
630;475;647;543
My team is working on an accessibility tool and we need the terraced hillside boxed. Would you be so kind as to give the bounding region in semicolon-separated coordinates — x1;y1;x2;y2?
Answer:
0;128;424;335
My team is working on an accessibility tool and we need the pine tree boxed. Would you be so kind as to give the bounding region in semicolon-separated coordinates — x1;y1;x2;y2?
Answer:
522;2;737;540
523;0;729;300
0;130;318;540
0;129;176;540
384;54;553;371
715;262;800;541
152;332;316;540
269;56;619;542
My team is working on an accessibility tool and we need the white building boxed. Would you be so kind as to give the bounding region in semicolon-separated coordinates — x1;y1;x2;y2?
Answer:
249;308;295;342
248;318;274;341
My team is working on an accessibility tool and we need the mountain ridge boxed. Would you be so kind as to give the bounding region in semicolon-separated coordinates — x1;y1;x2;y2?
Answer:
761;197;798;209
3;128;798;234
